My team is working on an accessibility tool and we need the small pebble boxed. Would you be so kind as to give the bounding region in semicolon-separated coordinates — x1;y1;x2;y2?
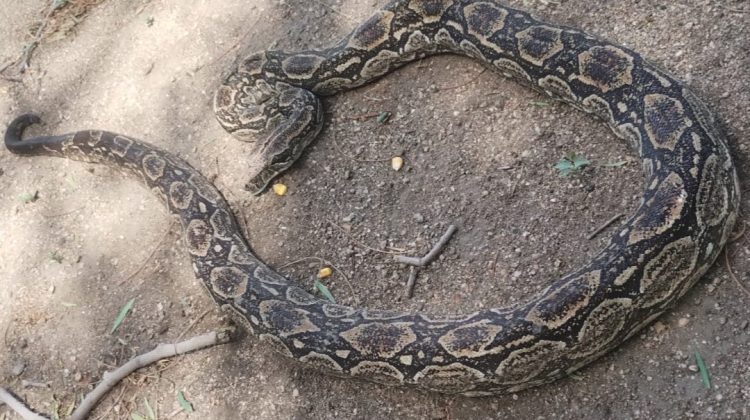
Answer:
391;156;404;171
741;320;749;330
652;321;667;334
688;365;699;372
678;318;690;327
413;213;425;223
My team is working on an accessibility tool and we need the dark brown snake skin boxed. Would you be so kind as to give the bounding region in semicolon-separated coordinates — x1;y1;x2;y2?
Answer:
5;0;740;396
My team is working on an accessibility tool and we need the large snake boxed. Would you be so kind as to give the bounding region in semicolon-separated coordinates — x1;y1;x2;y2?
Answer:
5;0;740;396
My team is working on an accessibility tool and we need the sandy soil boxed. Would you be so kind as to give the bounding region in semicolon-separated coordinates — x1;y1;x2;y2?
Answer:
1;0;749;419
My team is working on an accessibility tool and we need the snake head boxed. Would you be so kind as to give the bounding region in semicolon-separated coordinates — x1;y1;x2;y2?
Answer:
214;75;324;195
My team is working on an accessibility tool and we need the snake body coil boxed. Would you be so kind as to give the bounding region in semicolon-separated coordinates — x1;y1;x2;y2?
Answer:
6;0;740;396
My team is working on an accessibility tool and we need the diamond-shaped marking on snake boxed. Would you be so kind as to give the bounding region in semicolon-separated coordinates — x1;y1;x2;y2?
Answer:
142;154;167;181
407;0;454;23
639;237;698;308
628;172;687;245
340;322;417;358
259;300;320;337
348;10;395;50
516;25;563;66
526;271;601;329
643;94;691;150
438;320;504;358
577;45;634;93
168;181;194;210
185;219;213;257
281;54;326;80
463;2;508;53
210;266;249;299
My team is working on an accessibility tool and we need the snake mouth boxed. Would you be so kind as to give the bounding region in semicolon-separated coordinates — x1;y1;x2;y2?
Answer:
245;160;293;195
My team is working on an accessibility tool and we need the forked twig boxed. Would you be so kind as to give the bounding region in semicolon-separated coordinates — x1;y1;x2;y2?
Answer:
395;225;457;267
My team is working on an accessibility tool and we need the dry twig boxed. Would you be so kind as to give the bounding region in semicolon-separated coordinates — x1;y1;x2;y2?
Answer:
328;219;405;255
724;251;750;298
395;225;457;267
0;388;46;420
405;266;418;298
587;213;625;240
70;329;234;420
1;330;233;420
176;308;213;340
118;220;176;286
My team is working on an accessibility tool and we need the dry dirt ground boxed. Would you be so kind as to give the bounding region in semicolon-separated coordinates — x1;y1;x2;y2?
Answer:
1;0;749;419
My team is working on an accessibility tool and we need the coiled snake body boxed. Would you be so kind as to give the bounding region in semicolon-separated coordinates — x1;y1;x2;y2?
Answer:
5;0;740;396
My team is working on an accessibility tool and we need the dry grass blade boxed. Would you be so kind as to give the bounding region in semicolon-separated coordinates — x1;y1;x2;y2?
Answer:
724;251;750;298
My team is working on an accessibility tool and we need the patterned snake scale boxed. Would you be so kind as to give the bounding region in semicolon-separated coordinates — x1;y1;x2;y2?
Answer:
5;0;741;396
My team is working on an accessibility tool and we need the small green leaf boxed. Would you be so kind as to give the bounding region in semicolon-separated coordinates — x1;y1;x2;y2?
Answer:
110;298;136;334
570;155;590;168
377;111;392;124
554;160;575;170
131;413;147;420
52;0;69;11
19;190;39;203
177;391;194;413
144;397;156;420
314;280;336;303
695;351;711;389
555;152;590;176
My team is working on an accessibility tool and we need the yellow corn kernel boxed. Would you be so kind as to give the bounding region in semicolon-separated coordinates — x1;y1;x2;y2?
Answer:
272;183;288;196
318;267;333;279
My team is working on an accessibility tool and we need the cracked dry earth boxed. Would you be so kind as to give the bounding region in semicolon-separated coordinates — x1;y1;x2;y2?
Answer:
1;0;749;419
